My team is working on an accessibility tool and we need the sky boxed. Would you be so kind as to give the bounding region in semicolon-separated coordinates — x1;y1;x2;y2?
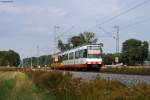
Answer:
0;0;150;58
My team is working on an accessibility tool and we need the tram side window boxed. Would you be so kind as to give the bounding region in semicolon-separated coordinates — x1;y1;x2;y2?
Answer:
75;50;87;58
69;52;74;60
83;49;87;58
65;54;68;60
75;51;80;59
63;54;68;60
79;50;82;58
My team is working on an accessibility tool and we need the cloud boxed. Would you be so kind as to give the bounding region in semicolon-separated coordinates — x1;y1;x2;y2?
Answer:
63;0;120;16
22;27;50;34
0;4;69;35
0;0;150;56
0;3;20;13
0;4;68;17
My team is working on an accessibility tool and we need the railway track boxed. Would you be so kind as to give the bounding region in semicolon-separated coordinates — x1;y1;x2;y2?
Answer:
32;68;150;85
69;71;150;85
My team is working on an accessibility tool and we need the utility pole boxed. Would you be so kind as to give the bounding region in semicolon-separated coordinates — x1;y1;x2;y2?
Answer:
37;45;39;68
54;26;60;54
98;25;120;64
98;26;120;53
22;58;24;68
21;54;24;68
31;57;32;68
114;25;120;64
114;25;120;54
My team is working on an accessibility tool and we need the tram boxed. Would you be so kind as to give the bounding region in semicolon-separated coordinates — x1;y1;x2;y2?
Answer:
50;44;103;70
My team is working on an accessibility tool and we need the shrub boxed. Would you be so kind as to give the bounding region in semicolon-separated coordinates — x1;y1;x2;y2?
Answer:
24;70;150;100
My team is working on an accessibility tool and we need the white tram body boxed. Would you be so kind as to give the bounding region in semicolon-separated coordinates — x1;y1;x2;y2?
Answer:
51;44;103;70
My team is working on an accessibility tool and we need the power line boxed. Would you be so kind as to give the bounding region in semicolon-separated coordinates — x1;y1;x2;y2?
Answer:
85;1;143;31
57;26;74;39
99;0;150;25
98;26;120;53
98;26;116;39
87;0;150;31
121;16;150;30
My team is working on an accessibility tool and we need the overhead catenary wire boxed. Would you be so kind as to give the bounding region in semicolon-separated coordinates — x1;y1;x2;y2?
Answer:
85;0;150;33
57;26;75;39
93;0;150;53
99;0;150;26
98;26;116;39
121;16;150;30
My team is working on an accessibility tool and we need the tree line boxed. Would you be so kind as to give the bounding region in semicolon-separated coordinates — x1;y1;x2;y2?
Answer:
0;50;20;67
148;53;150;61
22;55;52;68
102;39;149;65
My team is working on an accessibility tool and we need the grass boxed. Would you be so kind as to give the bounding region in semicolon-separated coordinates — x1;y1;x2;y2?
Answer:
0;71;45;100
25;69;150;100
25;69;79;100
1;68;150;100
0;79;15;100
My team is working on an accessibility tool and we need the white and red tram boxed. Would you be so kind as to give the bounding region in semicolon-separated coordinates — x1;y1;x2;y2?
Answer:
50;44;103;70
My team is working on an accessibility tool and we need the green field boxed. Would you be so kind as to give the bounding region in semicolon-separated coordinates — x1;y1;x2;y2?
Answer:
0;71;54;100
1;70;150;100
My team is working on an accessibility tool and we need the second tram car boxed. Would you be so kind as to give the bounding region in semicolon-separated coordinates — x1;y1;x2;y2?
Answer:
50;44;103;70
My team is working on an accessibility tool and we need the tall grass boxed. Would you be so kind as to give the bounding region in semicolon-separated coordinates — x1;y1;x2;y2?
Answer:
25;70;80;100
0;71;43;100
24;69;150;100
0;79;15;100
1;68;150;100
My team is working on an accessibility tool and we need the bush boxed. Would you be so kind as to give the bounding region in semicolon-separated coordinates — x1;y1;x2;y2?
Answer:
25;70;80;100
24;70;150;100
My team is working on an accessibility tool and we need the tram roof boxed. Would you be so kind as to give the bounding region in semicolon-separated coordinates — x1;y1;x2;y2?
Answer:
52;44;101;56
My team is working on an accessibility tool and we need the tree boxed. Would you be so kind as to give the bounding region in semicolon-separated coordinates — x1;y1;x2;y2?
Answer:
148;52;150;61
58;40;71;52
0;50;20;67
102;53;121;65
141;41;149;62
39;55;53;67
23;55;52;68
79;32;97;44
57;32;98;52
121;39;149;65
8;50;20;66
69;36;82;48
58;40;66;51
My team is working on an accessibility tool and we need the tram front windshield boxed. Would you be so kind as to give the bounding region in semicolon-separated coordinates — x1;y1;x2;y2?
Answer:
88;54;101;58
87;46;102;58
